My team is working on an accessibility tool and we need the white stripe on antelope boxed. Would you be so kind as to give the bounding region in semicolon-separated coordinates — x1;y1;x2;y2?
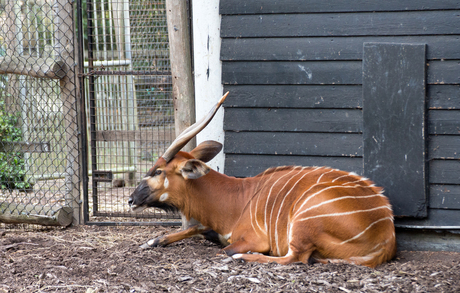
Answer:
128;92;396;267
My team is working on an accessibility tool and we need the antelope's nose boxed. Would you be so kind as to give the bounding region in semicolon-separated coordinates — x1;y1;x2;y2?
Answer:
128;197;134;206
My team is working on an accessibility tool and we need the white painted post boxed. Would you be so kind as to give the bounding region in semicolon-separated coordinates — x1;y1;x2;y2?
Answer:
191;0;225;173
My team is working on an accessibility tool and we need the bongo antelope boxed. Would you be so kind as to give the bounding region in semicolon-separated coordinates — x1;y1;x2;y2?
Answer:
128;92;396;267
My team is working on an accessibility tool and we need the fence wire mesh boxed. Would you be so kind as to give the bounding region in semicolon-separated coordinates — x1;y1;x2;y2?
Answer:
0;0;178;227
0;0;80;226
84;0;178;223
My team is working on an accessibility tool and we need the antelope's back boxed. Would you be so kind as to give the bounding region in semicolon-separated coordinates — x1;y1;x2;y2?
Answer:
247;166;395;262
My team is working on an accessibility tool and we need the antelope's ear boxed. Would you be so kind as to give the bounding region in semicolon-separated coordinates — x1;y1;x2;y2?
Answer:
179;159;211;180
189;140;223;163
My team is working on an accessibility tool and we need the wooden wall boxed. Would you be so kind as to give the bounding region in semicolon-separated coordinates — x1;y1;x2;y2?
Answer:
220;1;460;226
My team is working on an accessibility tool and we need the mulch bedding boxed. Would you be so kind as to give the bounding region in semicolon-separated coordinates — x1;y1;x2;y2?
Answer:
1;225;459;293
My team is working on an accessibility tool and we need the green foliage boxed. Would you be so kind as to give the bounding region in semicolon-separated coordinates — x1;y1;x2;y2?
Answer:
0;99;30;190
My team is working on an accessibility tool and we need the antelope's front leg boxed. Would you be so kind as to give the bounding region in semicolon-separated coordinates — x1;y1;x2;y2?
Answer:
140;224;211;249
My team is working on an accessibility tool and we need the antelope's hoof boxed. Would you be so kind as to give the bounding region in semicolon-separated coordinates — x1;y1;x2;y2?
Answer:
140;238;160;249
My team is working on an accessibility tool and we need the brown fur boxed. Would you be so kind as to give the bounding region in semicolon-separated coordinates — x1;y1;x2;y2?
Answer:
129;142;396;268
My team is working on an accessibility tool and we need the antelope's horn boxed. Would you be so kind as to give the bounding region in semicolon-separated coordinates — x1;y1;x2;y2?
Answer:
162;92;229;162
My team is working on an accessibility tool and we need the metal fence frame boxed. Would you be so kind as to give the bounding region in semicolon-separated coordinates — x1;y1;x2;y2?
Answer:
79;0;180;225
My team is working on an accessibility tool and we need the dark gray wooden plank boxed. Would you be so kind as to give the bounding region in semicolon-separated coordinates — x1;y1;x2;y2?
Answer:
427;60;460;85
224;132;363;157
428;85;460;110
222;61;362;85
429;135;460;159
430;185;460;209
224;108;363;133
428;110;460;135
363;43;427;218
224;154;363;178
222;60;460;86
223;85;362;108
221;11;460;38
223;85;460;110
430;160;460;184
396;229;460;252
221;0;460;14
395;209;460;227
222;36;460;61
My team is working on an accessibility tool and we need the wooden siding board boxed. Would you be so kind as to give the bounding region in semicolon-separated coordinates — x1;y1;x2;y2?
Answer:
221;11;460;38
223;133;457;159
222;61;362;85
395;209;460;226
428;110;460;135
430;185;460;209
223;85;362;108
429;136;460;159
222;61;458;85
224;108;363;133
220;0;460;14
221;36;460;61
362;43;427;217
428;85;460;110
223;85;460;110
427;60;460;84
224;132;362;157
430;160;460;185
224;154;363;178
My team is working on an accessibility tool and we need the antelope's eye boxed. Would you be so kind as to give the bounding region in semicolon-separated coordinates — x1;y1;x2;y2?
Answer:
154;170;162;176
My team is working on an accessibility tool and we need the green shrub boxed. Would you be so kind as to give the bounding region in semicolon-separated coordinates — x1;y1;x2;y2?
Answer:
0;99;30;190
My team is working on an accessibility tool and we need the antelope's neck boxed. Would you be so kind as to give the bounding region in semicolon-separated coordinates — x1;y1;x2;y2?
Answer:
183;169;256;235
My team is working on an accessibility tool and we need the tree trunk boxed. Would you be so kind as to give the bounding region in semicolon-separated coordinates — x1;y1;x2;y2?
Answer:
0;202;73;227
0;56;67;79
166;0;199;229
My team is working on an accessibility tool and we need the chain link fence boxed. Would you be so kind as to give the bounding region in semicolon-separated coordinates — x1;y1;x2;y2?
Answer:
0;0;79;226
1;0;178;227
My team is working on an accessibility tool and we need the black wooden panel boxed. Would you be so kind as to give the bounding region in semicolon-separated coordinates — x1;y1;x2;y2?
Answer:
395;209;460;226
222;61;362;85
221;0;460;14
222;36;460;61
429;136;460;159
430;160;460;184
224;132;362;157
224;108;362;133
223;85;362;109
430;185;460;209
428;110;460;134
396;210;460;227
427;60;460;85
222;85;459;110
222;60;460;86
363;43;427;218
224;154;363;178
428;85;460;110
221;11;460;38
